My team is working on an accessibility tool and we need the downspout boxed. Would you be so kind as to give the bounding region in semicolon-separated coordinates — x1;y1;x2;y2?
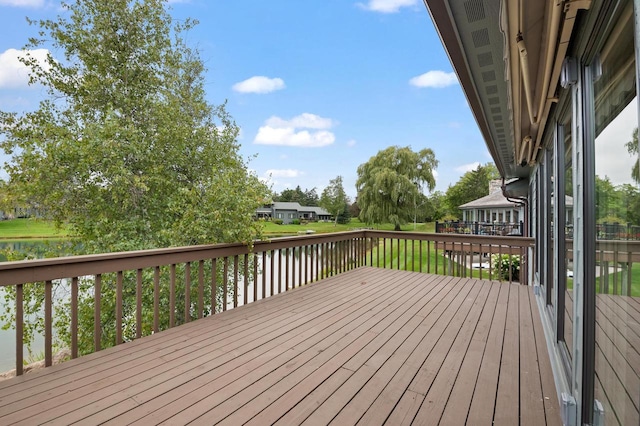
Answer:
500;178;528;236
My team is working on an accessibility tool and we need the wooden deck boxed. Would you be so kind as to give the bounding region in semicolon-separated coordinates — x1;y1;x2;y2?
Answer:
0;267;560;425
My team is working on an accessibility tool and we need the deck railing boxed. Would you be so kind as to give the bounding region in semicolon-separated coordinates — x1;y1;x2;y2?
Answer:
0;230;533;376
435;220;524;236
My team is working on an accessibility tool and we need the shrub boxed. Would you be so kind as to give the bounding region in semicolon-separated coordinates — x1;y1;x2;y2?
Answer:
492;254;520;281
273;219;283;225
291;219;301;225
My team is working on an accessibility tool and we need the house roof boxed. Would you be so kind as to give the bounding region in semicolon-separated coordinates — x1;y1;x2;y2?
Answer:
460;192;573;209
459;191;521;209
269;202;331;216
272;202;303;211
304;206;331;216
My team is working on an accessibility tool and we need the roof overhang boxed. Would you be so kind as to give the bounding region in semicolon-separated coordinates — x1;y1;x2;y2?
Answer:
423;0;590;179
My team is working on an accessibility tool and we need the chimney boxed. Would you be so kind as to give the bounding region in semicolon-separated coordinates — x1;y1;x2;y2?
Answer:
489;179;502;194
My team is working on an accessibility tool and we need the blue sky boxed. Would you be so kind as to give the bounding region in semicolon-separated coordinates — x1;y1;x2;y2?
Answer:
0;0;492;199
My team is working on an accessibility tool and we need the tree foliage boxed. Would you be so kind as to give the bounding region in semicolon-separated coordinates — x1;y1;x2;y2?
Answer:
0;0;268;251
319;176;349;226
444;163;499;218
356;146;438;230
273;186;319;206
595;176;640;226
627;128;639;184
0;0;269;355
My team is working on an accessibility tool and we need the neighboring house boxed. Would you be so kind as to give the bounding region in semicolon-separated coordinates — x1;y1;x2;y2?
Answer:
426;0;639;423
256;202;332;224
458;180;525;224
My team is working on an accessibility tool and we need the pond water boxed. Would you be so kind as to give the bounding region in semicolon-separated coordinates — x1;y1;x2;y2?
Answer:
0;239;71;373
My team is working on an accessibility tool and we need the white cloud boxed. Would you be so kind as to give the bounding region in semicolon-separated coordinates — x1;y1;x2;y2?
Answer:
265;169;302;178
358;0;417;13
0;0;44;6
455;162;480;173
255;127;335;147
0;48;50;88
232;76;285;94
409;70;458;88
254;113;337;147
347;139;357;147
265;113;334;130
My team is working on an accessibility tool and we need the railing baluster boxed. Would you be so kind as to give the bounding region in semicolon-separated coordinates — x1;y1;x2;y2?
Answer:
71;276;79;358
404;239;408;271
411;240;415;272
277;250;282;294
613;249;619;295
285;248;290;290
95;274;102;351
419;240;423;273
16;283;23;376
116;271;123;344
305;245;309;285
198;260;204;319
435;240;438;274
315;244;319;282
253;253;258;302
45;280;52;366
262;251;267;298
169;265;176;326
136;269;142;339
233;256;239;308
153;267;160;332
298;247;302;287
244;253;249;305
223;257;228;311
211;258;218;314
270;250;275;296
383;238;387;268
479;244;483;280
185;262;191;323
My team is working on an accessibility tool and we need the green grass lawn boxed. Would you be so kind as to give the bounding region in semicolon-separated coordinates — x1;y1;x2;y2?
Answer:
0;218;68;239
260;219;435;236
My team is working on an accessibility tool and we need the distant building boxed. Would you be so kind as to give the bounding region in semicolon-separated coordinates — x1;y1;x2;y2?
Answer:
459;180;525;224
256;202;332;224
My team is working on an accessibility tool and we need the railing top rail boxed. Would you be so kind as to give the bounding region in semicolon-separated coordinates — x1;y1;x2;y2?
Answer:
0;230;367;286
363;230;534;247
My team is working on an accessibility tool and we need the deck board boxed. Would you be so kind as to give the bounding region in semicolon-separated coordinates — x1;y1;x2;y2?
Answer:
0;267;560;425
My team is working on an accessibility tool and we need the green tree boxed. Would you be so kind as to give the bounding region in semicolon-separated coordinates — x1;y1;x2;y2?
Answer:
320;176;349;226
274;186;319;206
626;128;639;184
422;190;446;222
356;146;438;231
0;0;269;354
444;163;499;218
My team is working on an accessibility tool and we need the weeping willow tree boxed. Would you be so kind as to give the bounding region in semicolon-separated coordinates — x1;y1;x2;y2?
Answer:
0;0;269;356
356;146;438;230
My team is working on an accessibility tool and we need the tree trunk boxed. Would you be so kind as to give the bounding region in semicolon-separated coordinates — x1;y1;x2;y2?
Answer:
394;223;401;231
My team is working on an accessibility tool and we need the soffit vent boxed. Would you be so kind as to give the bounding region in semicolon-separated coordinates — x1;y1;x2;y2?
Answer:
486;85;498;95
477;52;493;67
464;0;486;23
491;106;501;114
471;28;490;48
488;97;499;105
482;70;496;82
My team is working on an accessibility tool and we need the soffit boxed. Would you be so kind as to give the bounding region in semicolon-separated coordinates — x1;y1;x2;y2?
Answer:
424;0;549;180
